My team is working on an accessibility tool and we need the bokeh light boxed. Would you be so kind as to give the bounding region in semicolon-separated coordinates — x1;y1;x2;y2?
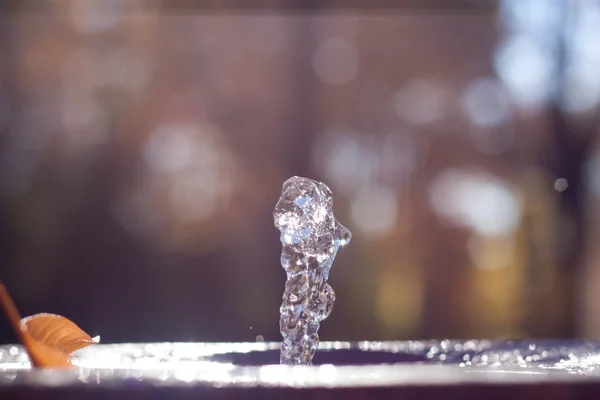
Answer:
460;78;510;128
350;184;398;238
429;168;523;237
312;37;360;86
113;121;238;251
394;79;445;126
494;35;555;109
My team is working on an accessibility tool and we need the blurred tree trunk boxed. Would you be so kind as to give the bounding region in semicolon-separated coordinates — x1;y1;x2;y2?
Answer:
0;11;17;344
546;2;593;337
284;13;319;178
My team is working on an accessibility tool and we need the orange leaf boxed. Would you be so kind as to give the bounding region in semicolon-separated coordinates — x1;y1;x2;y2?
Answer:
0;282;98;368
21;313;97;355
22;334;72;368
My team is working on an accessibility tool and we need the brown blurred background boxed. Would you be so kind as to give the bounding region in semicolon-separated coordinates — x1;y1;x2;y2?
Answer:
1;0;600;344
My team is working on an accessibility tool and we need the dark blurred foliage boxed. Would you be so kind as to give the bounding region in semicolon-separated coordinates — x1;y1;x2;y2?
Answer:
1;0;600;345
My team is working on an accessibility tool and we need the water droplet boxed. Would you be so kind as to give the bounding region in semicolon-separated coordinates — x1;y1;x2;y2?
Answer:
555;178;568;192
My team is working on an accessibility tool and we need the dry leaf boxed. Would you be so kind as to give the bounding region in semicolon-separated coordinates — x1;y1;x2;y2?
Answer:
0;282;98;368
21;313;98;355
21;335;73;368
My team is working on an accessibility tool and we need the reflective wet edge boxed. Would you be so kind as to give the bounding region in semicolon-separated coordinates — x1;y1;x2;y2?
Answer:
1;340;600;387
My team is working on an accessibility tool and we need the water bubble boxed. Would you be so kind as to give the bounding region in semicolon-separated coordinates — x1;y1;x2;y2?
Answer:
309;283;336;321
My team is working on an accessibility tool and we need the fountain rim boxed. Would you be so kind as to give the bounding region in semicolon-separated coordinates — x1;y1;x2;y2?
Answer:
1;340;599;388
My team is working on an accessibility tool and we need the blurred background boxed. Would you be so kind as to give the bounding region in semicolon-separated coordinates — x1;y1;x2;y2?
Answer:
1;0;600;344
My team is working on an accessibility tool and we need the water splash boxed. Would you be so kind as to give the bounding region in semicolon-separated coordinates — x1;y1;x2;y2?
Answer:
274;176;351;365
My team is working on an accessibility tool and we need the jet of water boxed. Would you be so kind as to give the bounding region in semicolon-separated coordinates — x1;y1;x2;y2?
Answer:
274;176;351;365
